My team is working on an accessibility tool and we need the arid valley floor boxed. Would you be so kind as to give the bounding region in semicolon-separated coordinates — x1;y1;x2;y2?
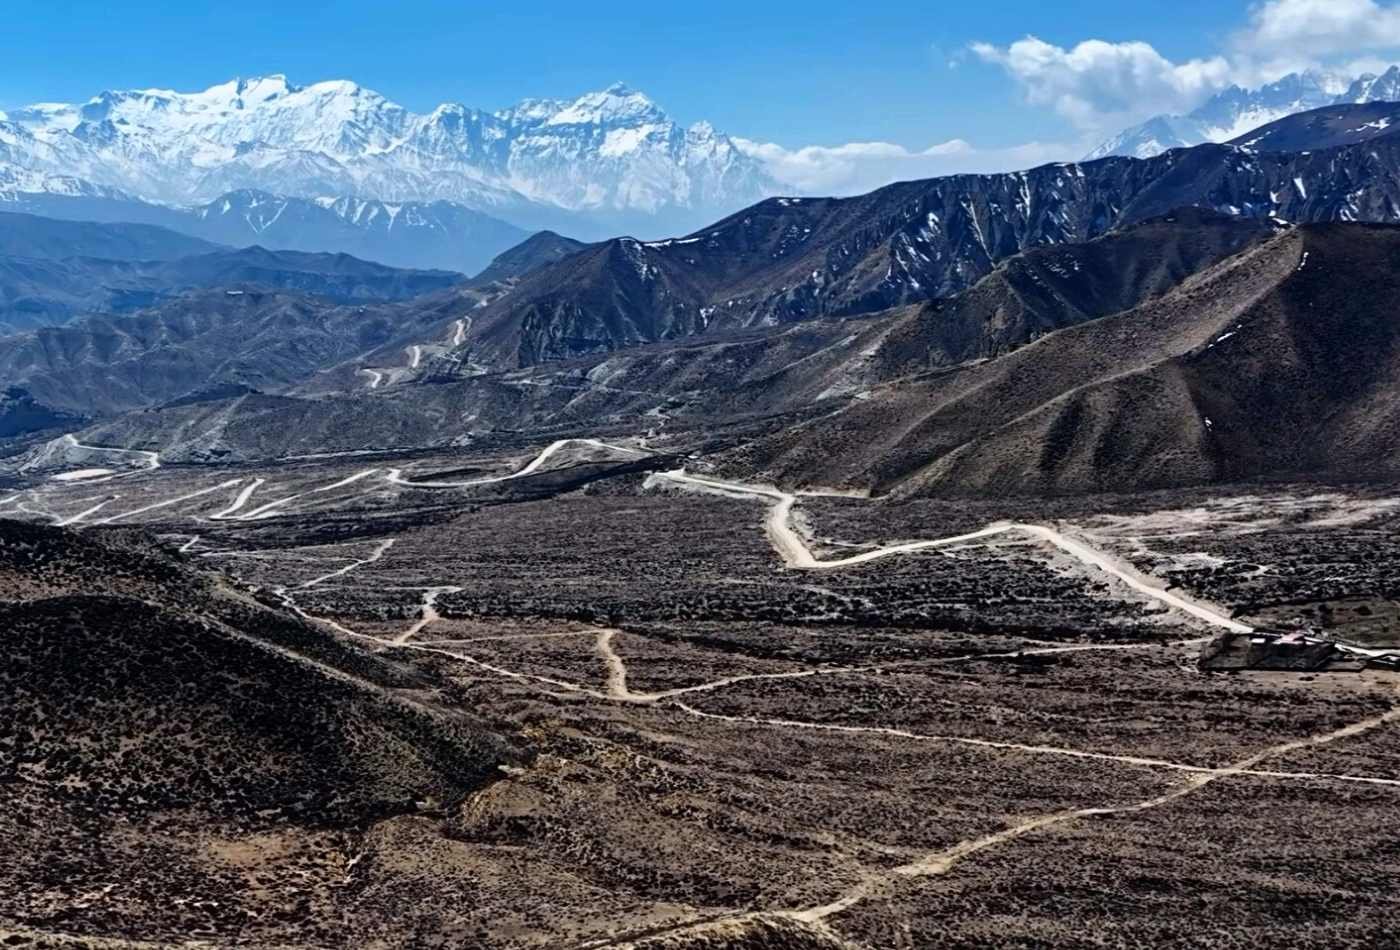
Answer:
3;432;1398;948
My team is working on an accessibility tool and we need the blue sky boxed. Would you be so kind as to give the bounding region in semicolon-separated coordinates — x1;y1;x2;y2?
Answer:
0;0;1249;147
4;0;1399;194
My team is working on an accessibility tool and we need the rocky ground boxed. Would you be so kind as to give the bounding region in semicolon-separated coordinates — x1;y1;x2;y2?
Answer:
2;435;1398;948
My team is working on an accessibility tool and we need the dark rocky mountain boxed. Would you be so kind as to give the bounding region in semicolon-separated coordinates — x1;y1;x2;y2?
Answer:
0;286;486;417
188;190;531;273
13;109;1400;468
1;188;531;274
1230;101;1400;152
444;127;1400;371
861;207;1279;382
44;209;1278;464
733;222;1400;497
471;229;590;284
140;245;463;297
0;242;463;333
0;385;85;441
0;210;219;261
448;208;1281;421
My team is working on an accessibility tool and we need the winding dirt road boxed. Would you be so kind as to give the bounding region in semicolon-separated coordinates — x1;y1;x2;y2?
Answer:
28;434;162;484
650;470;1254;634
92;479;243;525
386;438;646;489
235;469;380;522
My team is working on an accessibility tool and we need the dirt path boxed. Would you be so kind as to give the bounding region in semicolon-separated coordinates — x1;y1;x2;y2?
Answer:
66;435;161;473
788;700;1400;922
357;317;472;390
671;701;1400;790
596;629;642;700
54;497;118;526
25;434;163;484
586;699;1400;944
239;469;380;521
218;467;378;520
299;538;396;589
390;586;463;645
90;479;243;526
209;478;265;520
651;470;1253;634
387;438;647;489
593;629;1201;706
351;631;617;701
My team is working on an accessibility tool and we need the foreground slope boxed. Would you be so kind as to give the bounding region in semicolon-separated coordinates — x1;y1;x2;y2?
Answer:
737;222;1400;496
0;517;522;942
0;519;518;818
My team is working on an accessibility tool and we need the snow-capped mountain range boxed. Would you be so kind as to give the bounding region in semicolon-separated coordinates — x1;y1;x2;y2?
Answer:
0;76;775;236
1088;66;1400;160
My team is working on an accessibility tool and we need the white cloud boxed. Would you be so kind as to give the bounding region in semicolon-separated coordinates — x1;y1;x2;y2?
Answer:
738;0;1400;196
972;2;1400;133
1239;0;1400;60
970;36;1232;133
734;137;1082;196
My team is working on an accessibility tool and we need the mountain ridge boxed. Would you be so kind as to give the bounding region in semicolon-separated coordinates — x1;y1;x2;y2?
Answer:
0;237;465;333
0;75;775;235
0;187;532;275
438;124;1400;370
731;222;1400;496
1088;65;1400;160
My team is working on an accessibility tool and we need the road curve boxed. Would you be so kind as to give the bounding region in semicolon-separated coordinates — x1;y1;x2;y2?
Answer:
30;434;162;483
386;438;647;489
650;469;1254;635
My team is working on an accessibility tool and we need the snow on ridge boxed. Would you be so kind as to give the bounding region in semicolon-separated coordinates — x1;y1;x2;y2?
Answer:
1088;65;1400;161
0;75;776;219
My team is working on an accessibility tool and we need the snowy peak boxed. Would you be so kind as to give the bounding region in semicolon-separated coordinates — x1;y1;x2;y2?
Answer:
544;84;665;127
201;74;300;105
1344;66;1400;104
0;76;776;227
1088;66;1397;160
